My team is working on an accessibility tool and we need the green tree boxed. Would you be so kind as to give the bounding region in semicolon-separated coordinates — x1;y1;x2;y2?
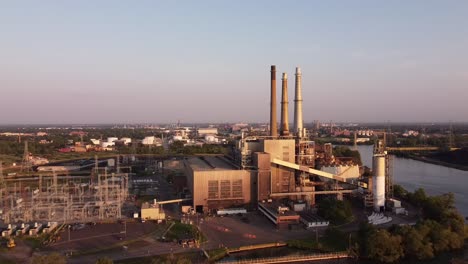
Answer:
32;253;67;264
393;184;408;199
170;141;185;154
176;258;192;264
401;226;434;260
332;146;362;165
357;222;376;257
422;193;454;221
317;197;353;225
95;257;113;264
407;188;427;207
367;230;404;263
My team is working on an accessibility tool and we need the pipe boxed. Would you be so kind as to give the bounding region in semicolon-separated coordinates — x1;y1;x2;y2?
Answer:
280;72;289;136
294;67;303;138
270;65;278;137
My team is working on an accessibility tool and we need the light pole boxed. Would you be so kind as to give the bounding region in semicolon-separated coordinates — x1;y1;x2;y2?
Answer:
124;220;127;238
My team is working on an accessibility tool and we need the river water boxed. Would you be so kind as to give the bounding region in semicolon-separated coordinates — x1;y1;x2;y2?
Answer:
356;145;468;218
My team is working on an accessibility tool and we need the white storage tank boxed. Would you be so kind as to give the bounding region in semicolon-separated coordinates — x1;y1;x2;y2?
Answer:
372;154;386;212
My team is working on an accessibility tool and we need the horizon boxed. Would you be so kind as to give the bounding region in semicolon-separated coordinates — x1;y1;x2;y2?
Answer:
1;1;468;124
1;121;467;128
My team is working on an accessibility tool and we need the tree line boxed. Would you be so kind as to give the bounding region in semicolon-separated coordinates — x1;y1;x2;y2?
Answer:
356;186;466;263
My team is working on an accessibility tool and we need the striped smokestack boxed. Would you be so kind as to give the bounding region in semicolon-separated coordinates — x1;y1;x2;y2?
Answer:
280;72;289;136
270;65;278;137
294;67;303;138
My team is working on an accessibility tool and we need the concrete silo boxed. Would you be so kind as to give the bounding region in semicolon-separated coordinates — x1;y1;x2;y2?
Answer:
372;154;386;212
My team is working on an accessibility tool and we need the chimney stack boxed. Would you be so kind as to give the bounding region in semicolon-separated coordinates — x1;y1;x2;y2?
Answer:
270;65;278;137
294;67;303;138
280;72;289;136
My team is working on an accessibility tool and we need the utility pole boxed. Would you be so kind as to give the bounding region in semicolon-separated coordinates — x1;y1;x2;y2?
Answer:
0;161;4;208
448;122;454;149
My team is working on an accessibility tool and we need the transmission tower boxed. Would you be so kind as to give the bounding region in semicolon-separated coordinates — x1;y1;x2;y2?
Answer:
21;140;32;173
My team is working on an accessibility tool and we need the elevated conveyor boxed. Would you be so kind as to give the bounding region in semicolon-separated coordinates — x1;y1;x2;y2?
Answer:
271;158;346;183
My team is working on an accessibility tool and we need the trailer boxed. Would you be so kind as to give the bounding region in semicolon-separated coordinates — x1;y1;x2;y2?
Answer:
15;223;30;236
29;223;44;236
2;225;17;237
216;208;247;216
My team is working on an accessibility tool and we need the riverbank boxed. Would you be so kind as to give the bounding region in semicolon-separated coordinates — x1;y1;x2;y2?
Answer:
403;154;468;171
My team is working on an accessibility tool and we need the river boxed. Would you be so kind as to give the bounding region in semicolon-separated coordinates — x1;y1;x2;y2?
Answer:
356;145;468;218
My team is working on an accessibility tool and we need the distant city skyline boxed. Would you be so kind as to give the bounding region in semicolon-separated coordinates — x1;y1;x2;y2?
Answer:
1;1;467;124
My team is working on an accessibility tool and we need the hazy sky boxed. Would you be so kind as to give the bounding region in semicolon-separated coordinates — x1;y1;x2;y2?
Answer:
1;1;467;124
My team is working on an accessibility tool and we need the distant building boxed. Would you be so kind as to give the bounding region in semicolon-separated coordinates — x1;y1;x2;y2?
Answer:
107;137;118;143
204;135;218;143
69;131;87;136
90;139;101;145
197;128;218;136
231;123;249;132
101;142;115;148
120;137;132;145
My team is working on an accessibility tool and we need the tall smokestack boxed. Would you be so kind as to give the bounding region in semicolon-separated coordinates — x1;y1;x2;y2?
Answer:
294;67;303;138
280;72;289;136
270;65;278;137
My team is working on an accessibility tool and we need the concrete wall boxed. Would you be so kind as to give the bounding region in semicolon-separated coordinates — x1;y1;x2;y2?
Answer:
270;165;296;194
253;152;271;201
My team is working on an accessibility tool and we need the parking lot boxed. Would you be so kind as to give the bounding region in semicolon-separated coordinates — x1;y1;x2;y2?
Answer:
199;211;327;249
49;221;168;252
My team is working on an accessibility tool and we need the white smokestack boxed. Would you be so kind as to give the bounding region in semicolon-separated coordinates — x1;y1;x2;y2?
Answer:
280;72;289;136
294;67;303;138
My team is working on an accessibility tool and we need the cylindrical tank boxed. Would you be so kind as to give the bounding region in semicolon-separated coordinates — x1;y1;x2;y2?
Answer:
372;154;386;212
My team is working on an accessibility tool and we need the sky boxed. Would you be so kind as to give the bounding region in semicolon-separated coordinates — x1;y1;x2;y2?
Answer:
1;1;467;124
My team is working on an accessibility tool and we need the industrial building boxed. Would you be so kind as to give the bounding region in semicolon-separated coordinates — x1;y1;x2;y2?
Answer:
141;200;166;220
183;156;254;212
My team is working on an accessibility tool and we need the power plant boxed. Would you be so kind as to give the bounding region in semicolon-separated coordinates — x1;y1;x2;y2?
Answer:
229;65;390;225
